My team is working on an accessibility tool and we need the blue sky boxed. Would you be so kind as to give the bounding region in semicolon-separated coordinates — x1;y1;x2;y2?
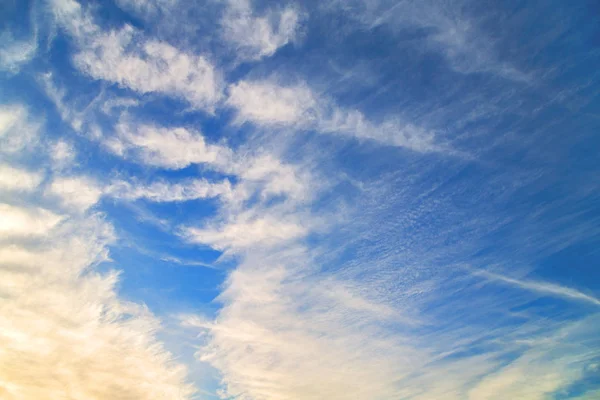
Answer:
1;0;599;398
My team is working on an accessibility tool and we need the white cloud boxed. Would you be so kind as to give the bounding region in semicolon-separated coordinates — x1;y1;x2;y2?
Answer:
0;203;63;237
0;212;196;399
110;118;317;254
110;120;311;204
222;0;302;60
100;97;140;115
108;178;233;202
465;317;600;400
227;80;316;125
50;139;77;168
47;176;103;212
0;104;39;155
227;79;440;152
74;28;223;110
183;213;308;252
318;107;439;152
108;119;316;254
0;165;43;192
467;360;568;400
113;121;233;170
0;101;197;397
185;248;600;400
183;251;420;400
0;33;37;73
235;154;311;203
52;0;223;110
475;270;600;307
114;0;177;19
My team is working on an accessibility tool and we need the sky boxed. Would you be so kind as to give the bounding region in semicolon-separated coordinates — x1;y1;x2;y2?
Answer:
0;0;599;399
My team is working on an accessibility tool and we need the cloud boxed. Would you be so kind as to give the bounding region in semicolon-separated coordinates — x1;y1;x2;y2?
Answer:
222;0;302;60
352;0;529;81
465;317;599;400
186;246;600;400
50;139;77;169
182;213;308;251
175;140;599;400
108;178;233;202
111;121;233;170
4;1;597;399
114;0;177;19
227;78;440;152
74;28;223;110
236;154;312;203
38;72;87;133
0;33;37;74
52;0;223;110
181;253;419;400
110;119;311;203
0;164;43;192
0;104;196;398
106;118;315;254
0;203;64;237
227;80;316;125
0;0;38;73
475;270;600;307
0;211;196;399
47;176;104;213
318;107;440;152
0;104;39;155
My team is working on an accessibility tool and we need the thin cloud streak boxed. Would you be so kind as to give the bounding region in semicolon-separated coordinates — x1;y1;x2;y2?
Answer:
475;270;600;307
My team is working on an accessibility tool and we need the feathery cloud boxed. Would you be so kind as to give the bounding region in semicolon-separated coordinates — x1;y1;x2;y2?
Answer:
475;270;600;307
227;78;440;152
108;178;233;202
222;0;302;60
111;121;233;169
52;0;223;110
0;104;39;155
0;211;196;399
0;104;196;398
0;34;37;74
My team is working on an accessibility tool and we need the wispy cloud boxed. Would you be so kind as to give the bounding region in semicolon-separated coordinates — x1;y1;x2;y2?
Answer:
51;0;223;110
227;78;442;152
221;0;302;61
0;104;40;155
2;0;599;398
0;209;196;399
475;269;600;307
227;79;316;125
108;178;233;202
0;34;37;74
0;107;196;399
113;0;177;20
182;213;309;252
110;120;233;169
0;2;38;73
327;0;530;81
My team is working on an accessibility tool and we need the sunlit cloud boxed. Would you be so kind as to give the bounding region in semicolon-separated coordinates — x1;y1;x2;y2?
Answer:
1;0;599;399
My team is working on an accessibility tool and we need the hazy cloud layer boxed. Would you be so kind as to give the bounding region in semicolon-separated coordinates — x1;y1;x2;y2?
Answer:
1;0;599;399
